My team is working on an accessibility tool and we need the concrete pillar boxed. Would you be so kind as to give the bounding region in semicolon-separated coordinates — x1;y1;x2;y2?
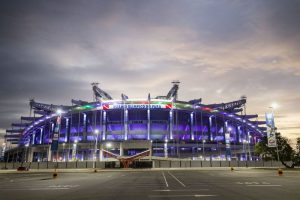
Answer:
190;112;194;140
47;146;52;161
65;118;69;143
169;110;173;140
164;142;168;158
209;116;213;141
102;111;106;141
124;109;128;140
27;148;33;162
119;142;124;156
71;143;77;161
147;108;151;140
99;144;103;161
83;113;87;141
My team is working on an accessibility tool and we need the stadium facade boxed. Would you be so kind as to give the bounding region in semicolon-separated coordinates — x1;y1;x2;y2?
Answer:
4;82;267;162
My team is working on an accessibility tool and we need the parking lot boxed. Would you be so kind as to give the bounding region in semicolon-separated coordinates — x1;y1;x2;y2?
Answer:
1;168;300;200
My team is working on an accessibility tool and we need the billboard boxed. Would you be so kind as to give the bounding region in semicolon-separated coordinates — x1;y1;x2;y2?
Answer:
265;112;277;147
51;116;61;151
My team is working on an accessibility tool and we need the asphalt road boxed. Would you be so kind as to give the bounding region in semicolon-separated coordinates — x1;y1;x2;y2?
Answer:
1;169;300;200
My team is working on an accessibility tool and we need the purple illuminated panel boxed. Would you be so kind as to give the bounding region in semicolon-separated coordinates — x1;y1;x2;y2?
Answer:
106;135;124;140
128;134;147;140
107;124;123;131
129;124;147;131
214;136;224;141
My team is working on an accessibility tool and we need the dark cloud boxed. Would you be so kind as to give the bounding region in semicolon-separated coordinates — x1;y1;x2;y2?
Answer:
0;0;300;139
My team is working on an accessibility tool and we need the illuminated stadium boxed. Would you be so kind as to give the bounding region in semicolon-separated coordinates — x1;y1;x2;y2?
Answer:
5;81;267;162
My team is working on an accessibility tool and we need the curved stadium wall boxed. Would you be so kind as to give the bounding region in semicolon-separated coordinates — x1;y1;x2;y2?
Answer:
6;98;265;162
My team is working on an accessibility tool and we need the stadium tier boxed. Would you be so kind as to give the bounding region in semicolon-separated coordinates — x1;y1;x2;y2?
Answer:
4;82;267;162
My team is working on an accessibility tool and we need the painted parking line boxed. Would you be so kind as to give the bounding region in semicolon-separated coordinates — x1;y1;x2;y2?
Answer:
0;184;80;191
162;172;169;187
153;189;210;192
167;171;186;187
247;185;281;187
149;194;218;198
0;188;70;191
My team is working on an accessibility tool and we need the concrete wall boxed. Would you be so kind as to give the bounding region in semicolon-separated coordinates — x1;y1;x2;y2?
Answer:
0;160;289;170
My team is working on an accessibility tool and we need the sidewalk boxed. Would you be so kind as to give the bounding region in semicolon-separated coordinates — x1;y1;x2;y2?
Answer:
0;167;284;174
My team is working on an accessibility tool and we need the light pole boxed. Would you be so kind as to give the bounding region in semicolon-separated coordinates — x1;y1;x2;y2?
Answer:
93;129;99;170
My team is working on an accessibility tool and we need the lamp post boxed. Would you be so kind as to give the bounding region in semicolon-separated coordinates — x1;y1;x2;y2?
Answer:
93;129;99;170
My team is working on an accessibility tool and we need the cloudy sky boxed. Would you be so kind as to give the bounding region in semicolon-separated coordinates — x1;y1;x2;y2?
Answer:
1;0;300;144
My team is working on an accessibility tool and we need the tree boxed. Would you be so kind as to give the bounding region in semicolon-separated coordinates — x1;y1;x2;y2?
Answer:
255;132;300;168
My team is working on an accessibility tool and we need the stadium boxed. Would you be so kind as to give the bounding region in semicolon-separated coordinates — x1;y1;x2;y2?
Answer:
4;81;267;163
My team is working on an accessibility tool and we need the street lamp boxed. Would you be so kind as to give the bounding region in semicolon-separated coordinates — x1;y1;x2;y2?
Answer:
106;142;112;148
270;102;279;110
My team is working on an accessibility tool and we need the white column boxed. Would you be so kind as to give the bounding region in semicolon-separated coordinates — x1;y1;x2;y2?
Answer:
164;140;168;158
39;128;43;144
102;111;106;141
147;109;151;140
169;110;173;140
120;142;124;156
124;109;128;140
99;143;103;161
209;116;213;141
190;112;194;140
47;145;52;161
65;118;69;142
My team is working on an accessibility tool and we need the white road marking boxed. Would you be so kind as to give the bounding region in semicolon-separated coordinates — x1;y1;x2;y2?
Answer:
167;171;186;187
0;188;70;191
0;184;80;191
153;189;209;192
247;185;281;187
48;185;79;188
162;172;169;188
149;194;217;198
